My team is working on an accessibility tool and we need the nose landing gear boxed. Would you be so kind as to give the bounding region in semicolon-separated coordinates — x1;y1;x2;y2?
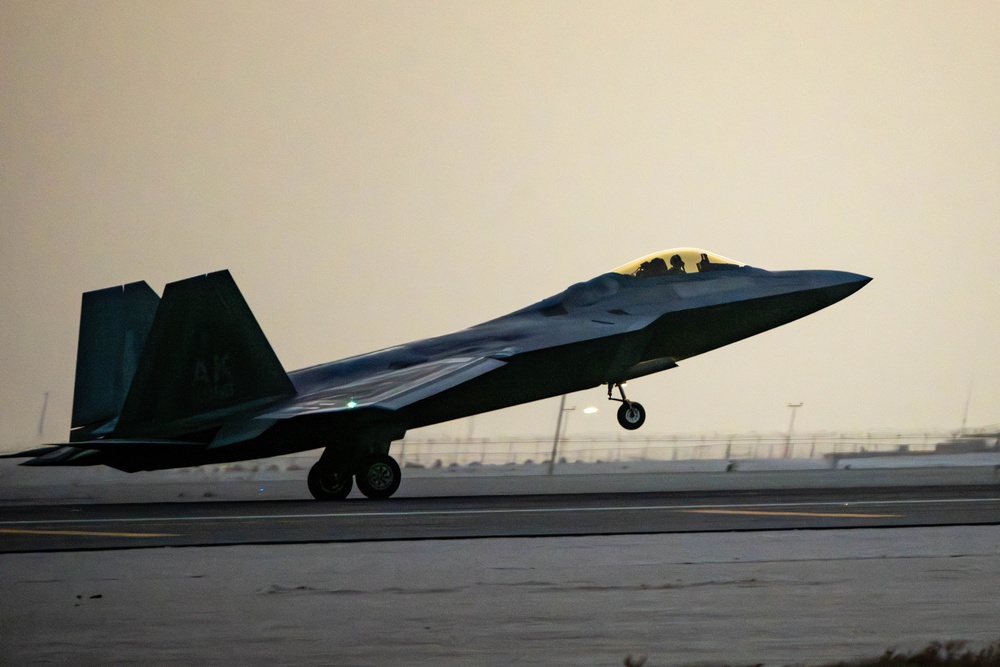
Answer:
608;382;646;430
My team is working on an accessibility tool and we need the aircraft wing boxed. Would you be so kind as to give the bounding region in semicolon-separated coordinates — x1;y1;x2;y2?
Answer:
6;357;507;464
265;356;507;418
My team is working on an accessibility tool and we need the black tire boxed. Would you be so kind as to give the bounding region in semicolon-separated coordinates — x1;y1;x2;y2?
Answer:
617;402;646;430
355;454;401;499
307;461;354;500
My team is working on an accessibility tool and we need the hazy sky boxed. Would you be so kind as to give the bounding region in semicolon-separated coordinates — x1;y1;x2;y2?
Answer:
2;2;999;450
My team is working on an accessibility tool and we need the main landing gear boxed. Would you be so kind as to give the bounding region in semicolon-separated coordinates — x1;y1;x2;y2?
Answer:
354;454;401;499
308;451;402;501
307;462;354;500
608;382;646;430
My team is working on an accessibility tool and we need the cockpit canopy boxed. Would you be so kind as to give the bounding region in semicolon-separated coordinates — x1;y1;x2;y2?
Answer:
612;248;746;278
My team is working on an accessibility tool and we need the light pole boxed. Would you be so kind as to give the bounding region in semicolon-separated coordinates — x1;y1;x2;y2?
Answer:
549;396;575;475
785;402;803;458
549;398;598;474
37;391;49;439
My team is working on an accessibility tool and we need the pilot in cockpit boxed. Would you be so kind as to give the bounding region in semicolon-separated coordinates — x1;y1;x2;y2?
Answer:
666;254;686;274
647;257;668;276
635;257;669;278
616;248;745;279
635;255;683;278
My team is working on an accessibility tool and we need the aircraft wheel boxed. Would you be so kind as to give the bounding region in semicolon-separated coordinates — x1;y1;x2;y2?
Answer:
617;402;646;430
355;454;401;500
307;461;354;500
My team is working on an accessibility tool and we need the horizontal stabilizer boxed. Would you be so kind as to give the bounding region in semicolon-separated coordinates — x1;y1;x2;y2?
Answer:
18;439;207;468
45;439;205;451
0;445;64;459
18;446;105;467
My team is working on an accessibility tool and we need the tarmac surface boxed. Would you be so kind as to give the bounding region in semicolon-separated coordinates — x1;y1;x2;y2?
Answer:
4;452;1000;505
3;458;1000;665
3;524;1000;666
2;486;1000;553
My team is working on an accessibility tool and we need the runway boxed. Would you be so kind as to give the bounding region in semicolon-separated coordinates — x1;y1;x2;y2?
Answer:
5;476;1000;665
3;485;999;553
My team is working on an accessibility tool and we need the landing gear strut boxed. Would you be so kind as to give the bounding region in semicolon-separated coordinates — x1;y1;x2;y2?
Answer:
608;382;646;430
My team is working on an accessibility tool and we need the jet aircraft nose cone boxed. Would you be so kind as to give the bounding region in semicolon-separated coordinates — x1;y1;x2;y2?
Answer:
840;271;872;286
828;270;871;289
807;270;872;308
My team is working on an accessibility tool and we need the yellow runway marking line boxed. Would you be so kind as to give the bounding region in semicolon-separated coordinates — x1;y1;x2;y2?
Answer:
0;528;180;538
683;509;901;519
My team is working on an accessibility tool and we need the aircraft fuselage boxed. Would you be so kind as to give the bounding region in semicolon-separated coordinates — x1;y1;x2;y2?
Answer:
13;248;870;500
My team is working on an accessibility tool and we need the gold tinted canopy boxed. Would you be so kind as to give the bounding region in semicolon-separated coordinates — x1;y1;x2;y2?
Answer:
612;248;745;278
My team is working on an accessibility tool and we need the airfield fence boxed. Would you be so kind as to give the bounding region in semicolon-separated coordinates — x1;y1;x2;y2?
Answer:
387;428;1000;468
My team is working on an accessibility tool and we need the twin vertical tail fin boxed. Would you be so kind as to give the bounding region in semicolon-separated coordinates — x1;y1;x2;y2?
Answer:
71;271;295;443
70;282;160;441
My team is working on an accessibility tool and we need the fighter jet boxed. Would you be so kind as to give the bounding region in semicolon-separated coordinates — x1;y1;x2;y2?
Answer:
6;248;870;500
